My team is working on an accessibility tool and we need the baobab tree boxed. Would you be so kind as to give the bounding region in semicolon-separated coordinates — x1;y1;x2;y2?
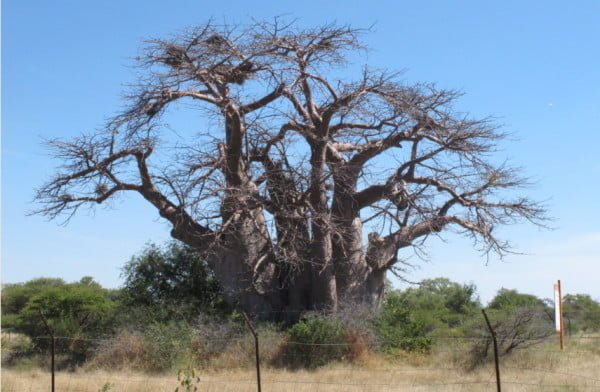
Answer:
35;20;545;319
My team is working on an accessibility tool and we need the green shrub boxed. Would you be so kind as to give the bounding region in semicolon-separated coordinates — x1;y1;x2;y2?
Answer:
391;278;480;333
563;294;600;332
376;291;432;354
283;316;348;368
488;288;547;311
16;278;116;364
1;314;20;330
1;278;66;317
120;242;227;322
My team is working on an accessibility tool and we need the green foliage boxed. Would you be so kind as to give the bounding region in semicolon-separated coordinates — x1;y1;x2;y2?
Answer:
288;316;345;346
285;316;348;368
392;278;480;333
1;314;20;330
563;294;600;332
97;382;114;392
1;278;66;327
376;291;432;353
15;277;116;361
175;367;201;392
488;288;547;311
4;270;600;373
120;242;226;322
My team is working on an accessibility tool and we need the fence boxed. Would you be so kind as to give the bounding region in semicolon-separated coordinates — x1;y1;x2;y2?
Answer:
2;317;600;391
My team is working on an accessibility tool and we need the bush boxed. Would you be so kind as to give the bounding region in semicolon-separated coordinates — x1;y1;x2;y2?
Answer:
15;278;116;364
1;332;36;368
90;321;197;372
392;278;480;333
1;278;66;328
376;291;432;354
87;330;149;371
465;306;554;369
120;242;227;322
141;322;196;372
281;316;349;368
563;294;600;332
488;288;547;311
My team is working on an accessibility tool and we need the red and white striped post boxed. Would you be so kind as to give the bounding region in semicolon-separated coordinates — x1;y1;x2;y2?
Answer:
553;280;564;350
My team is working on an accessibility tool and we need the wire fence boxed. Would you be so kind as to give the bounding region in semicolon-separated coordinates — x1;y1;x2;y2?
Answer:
2;321;600;391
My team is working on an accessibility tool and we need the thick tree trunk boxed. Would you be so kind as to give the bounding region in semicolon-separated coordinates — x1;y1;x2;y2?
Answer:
330;164;387;308
169;93;389;319
187;202;388;319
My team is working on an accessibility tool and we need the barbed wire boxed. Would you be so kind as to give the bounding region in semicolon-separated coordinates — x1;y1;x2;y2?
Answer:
3;330;599;391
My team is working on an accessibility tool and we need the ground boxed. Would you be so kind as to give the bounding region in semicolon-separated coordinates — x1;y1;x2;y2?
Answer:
2;334;599;391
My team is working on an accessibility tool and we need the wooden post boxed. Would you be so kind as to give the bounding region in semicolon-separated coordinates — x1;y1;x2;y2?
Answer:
482;309;501;392
558;280;564;350
39;311;55;392
242;312;262;392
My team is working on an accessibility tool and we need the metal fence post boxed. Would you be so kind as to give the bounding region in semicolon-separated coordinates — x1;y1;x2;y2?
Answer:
242;312;262;392
481;309;501;392
38;310;55;392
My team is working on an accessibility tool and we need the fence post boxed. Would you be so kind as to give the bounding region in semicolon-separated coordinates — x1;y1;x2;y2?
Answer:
242;312;262;392
481;309;501;392
558;279;564;350
38;310;55;392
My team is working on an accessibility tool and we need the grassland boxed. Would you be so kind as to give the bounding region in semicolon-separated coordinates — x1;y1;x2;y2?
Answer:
2;335;599;391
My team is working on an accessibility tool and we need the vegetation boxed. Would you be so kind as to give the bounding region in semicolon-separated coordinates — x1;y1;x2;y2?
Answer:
563;294;600;333
488;288;548;311
119;242;227;324
375;291;432;353
2;242;599;372
1;278;67;328
3;277;116;363
391;278;480;334
284;316;348;368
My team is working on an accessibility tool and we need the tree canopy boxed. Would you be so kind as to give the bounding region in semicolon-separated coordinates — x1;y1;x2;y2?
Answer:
392;278;480;332
34;20;546;317
563;294;600;332
2;277;67;317
121;242;226;318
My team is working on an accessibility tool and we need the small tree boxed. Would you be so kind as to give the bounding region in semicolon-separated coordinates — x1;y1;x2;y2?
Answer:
1;278;66;328
394;278;480;332
467;289;553;367
563;294;600;332
17;278;116;361
284;316;348;368
488;288;547;311
120;242;226;322
375;291;432;353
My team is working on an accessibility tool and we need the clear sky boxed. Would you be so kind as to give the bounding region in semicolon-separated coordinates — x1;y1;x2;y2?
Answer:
2;0;599;304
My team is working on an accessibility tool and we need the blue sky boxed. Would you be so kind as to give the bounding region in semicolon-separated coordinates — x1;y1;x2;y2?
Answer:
2;0;599;303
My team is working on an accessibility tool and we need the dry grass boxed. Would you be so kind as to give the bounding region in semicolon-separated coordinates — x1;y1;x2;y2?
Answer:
2;335;599;391
0;366;500;392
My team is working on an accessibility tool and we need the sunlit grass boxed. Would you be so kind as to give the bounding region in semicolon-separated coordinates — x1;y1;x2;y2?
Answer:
2;335;598;391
